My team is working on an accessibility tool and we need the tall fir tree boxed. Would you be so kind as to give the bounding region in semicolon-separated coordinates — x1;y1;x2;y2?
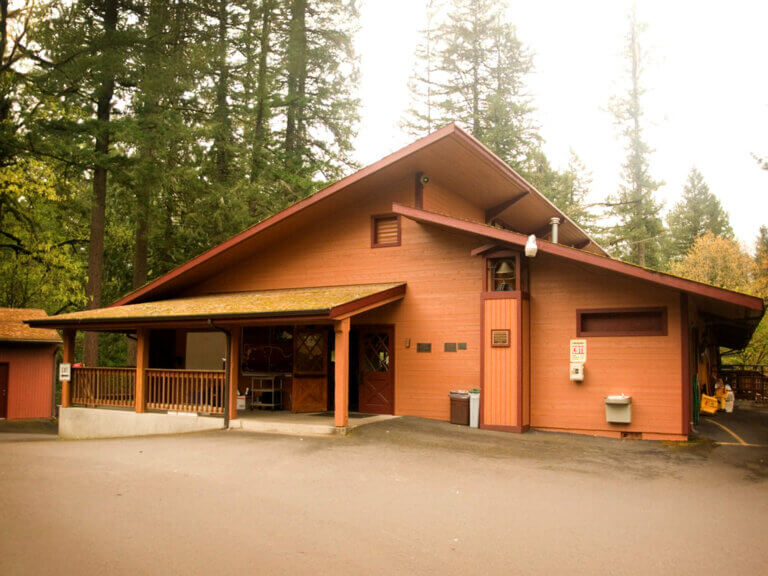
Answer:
278;0;359;196
666;167;732;261
525;150;598;236
434;0;538;170
27;0;141;364
605;6;664;268
403;0;601;232
402;0;443;136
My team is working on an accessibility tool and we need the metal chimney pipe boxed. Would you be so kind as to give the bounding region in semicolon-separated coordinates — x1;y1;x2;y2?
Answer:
550;217;561;244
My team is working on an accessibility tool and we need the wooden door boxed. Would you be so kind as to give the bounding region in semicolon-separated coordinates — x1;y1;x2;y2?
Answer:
0;363;8;418
358;326;394;415
482;296;519;429
292;327;328;412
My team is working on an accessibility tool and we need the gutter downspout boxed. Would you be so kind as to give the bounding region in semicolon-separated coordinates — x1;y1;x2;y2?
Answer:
208;319;231;429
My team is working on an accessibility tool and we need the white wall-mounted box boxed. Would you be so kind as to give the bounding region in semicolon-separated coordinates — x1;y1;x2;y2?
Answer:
605;395;632;424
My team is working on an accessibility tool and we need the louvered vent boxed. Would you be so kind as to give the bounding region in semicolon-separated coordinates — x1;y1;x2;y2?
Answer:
372;215;400;247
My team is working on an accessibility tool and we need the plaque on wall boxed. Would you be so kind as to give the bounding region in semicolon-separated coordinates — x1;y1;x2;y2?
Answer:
491;329;510;348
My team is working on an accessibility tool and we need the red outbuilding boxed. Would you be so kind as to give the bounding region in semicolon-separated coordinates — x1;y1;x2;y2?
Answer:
0;308;61;420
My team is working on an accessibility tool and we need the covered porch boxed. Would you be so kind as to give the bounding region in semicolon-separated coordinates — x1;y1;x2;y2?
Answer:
28;283;405;438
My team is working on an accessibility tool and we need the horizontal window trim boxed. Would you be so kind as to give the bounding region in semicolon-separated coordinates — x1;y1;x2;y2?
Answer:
576;306;668;337
371;213;402;248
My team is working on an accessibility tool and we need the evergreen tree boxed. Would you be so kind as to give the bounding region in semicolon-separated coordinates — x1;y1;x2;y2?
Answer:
2;0;361;363
278;0;359;195
666;167;732;261
27;0;140;364
404;0;601;226
433;0;538;170
604;7;664;268
402;0;443;136
526;150;598;236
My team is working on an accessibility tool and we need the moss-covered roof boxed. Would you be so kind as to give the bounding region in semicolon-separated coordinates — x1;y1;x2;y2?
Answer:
27;283;406;327
0;308;62;343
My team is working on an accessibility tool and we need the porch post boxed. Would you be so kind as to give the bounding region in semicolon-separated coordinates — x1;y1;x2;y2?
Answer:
228;327;240;421
334;318;350;428
61;329;75;408
135;328;149;413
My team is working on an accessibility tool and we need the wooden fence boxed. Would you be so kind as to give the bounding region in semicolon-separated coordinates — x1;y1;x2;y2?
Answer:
720;365;768;402
72;367;136;408
146;369;226;414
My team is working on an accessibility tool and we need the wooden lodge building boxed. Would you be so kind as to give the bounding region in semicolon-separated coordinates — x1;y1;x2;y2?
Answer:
28;124;764;440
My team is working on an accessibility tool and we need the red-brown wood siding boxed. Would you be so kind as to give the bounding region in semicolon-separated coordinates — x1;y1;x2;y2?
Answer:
482;297;518;427
521;296;531;428
188;178;484;421
529;254;683;436
423;180;485;223
0;343;57;419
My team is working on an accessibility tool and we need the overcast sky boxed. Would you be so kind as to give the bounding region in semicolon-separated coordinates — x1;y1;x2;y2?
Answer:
353;0;768;248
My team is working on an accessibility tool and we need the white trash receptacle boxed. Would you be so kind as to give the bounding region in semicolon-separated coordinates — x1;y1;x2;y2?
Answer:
469;389;480;428
724;385;735;413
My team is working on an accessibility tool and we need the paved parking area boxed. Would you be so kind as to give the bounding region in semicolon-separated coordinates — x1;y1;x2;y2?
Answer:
693;402;768;447
1;409;767;575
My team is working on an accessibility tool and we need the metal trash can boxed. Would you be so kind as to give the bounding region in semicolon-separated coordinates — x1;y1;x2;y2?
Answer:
449;390;470;425
469;388;481;428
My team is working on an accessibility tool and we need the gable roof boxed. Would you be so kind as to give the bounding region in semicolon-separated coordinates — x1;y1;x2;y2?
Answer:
112;124;604;307
0;308;62;344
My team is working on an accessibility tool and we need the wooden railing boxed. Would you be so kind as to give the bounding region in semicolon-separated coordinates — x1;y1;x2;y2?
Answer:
146;369;226;414
720;365;768;402
72;367;136;408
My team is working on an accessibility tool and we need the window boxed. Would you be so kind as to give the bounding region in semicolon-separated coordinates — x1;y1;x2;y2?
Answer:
371;214;401;247
487;257;517;291
577;307;667;337
294;328;327;374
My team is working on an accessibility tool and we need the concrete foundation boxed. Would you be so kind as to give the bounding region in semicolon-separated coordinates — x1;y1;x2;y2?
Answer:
231;411;398;436
58;406;225;440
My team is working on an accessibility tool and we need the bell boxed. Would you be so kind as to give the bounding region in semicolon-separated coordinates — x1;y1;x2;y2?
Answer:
495;260;514;277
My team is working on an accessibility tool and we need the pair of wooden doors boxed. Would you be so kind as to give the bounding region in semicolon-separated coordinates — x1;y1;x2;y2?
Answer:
357;326;395;415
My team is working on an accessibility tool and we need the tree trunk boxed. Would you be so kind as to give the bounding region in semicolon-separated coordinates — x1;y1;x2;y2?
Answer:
251;0;274;183
83;0;118;366
213;0;230;183
285;0;307;164
133;0;166;292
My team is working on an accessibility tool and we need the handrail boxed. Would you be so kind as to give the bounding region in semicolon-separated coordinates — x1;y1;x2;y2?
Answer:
146;369;226;414
71;367;136;408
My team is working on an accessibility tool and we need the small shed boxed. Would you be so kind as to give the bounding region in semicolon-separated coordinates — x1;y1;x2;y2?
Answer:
0;308;61;419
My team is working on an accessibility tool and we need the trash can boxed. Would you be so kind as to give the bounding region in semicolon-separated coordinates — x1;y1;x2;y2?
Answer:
449;390;470;425
469;388;481;428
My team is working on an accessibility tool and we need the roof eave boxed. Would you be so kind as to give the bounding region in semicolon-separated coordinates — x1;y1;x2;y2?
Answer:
0;338;62;345
27;308;333;329
393;204;765;312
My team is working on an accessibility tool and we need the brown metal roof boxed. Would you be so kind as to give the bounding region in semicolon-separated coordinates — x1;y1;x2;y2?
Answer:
0;308;62;343
27;283;406;328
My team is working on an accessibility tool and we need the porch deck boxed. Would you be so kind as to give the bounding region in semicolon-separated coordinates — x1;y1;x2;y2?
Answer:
230;410;398;436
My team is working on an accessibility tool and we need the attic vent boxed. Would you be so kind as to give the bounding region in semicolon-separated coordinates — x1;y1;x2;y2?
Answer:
371;214;401;248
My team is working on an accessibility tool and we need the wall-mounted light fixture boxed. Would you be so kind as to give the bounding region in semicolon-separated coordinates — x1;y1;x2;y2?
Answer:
525;234;538;257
